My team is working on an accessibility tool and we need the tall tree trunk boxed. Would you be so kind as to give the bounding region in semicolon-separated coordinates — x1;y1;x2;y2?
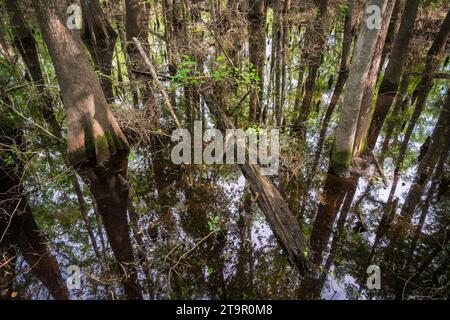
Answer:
248;0;266;123
32;0;142;299
297;174;357;299
311;0;354;176
366;0;420;151
379;72;410;162
125;0;154;107
330;0;389;174
353;0;396;156
294;0;328;138
5;0;105;271
80;0;118;102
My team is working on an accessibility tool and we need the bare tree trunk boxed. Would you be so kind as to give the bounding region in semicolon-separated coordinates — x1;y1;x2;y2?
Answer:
405;134;450;267
32;0;142;299
5;0;105;270
80;0;118;102
248;0;266;123
331;0;389;174
125;0;154;107
4;0;60;134
366;0;420;150
379;72;410;162
294;0;328;138
0;244;16;299
353;0;396;156
311;0;354;176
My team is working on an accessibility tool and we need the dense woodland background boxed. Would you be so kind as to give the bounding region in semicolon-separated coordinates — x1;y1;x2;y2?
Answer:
0;0;449;300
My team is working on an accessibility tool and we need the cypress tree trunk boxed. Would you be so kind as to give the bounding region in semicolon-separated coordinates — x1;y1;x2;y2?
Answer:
331;0;389;174
32;0;142;299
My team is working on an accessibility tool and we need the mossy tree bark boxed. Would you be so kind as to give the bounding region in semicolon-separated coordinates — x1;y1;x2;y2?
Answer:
331;0;389;174
6;0;106;271
32;0;142;299
311;0;354;176
353;0;396;156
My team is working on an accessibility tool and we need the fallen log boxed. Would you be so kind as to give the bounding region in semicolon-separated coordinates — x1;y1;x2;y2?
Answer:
132;38;314;275
201;92;314;275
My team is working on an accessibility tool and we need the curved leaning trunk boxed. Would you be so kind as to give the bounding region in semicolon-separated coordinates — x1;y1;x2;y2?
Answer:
31;0;142;299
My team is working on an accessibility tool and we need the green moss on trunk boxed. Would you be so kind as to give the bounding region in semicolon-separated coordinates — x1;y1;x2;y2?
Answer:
331;146;352;173
68;127;129;165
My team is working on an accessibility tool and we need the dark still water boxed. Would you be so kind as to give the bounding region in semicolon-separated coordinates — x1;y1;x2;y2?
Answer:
20;130;446;300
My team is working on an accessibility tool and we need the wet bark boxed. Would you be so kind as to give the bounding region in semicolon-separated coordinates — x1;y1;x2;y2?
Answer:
32;0;142;299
